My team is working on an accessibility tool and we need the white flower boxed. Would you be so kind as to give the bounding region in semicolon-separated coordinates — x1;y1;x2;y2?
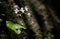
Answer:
14;5;19;8
20;7;25;13
13;5;20;14
14;8;20;14
27;13;31;16
25;6;29;11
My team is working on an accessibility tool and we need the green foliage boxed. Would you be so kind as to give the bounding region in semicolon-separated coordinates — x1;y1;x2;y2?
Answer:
24;0;29;2
0;18;3;22
47;32;54;39
6;21;26;34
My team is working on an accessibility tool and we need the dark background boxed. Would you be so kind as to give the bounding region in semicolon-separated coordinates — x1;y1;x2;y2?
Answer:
0;0;60;39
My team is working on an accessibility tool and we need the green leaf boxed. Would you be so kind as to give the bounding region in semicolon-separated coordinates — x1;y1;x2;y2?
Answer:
6;21;26;34
0;19;3;22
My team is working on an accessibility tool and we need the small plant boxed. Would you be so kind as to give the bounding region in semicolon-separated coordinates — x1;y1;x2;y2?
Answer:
6;21;26;34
